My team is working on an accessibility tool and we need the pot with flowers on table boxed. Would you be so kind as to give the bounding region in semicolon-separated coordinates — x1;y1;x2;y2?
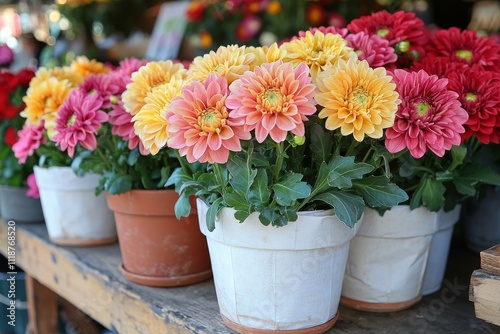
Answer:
0;68;44;224
13;57;117;246
61;58;211;287
326;10;500;311
133;37;408;332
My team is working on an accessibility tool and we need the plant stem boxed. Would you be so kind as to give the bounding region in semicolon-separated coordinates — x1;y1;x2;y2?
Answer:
96;146;113;170
362;147;374;162
213;163;226;196
274;141;285;182
346;140;358;156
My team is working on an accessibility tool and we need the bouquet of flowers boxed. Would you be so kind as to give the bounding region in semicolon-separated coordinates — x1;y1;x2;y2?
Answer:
0;68;38;197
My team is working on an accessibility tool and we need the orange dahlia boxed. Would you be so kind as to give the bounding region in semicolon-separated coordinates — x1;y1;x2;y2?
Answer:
70;56;109;77
315;59;400;142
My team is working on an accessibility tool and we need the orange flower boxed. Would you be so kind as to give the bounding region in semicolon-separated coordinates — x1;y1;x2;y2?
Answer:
70;56;109;77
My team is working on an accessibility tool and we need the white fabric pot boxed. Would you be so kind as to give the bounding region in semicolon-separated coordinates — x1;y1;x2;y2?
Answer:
422;205;461;295
342;206;439;311
197;199;362;332
34;166;116;245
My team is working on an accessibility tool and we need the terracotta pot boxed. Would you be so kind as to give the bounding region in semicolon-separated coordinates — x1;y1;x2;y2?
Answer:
106;189;212;287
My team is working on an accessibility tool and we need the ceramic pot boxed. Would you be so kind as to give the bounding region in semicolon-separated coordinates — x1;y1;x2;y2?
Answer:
341;206;439;312
421;205;462;295
0;185;43;224
106;189;212;287
198;199;363;333
34;166;116;246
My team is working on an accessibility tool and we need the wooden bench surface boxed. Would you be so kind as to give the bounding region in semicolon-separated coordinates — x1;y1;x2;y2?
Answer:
0;220;497;334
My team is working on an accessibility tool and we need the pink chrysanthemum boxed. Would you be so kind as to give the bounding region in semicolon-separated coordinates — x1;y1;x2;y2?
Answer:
115;57;149;78
13;122;46;164
385;70;468;159
347;10;428;65
299;26;349;39
166;74;250;164
53;89;108;157
425;27;500;73
79;74;121;109
345;32;397;68
447;68;500;144
108;101;148;155
410;56;468;78
226;61;316;143
26;173;39;199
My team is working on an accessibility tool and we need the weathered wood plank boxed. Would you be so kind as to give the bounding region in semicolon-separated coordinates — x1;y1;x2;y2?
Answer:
481;245;500;274
470;269;500;327
1;221;497;334
25;275;58;334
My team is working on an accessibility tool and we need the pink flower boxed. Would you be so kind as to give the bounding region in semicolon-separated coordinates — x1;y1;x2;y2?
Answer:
115;57;149;78
26;173;39;199
13;122;46;164
108;102;149;155
80;74;121;109
385;70;468;159
345;32;397;68
53;89;108;157
166;74;250;164
226;61;316;143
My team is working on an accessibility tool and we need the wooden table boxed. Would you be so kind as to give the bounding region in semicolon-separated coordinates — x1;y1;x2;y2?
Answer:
0;220;497;334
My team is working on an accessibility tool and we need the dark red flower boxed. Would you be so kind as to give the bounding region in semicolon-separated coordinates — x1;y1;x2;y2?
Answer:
447;67;500;144
4;127;17;147
186;1;206;22
410;56;468;78
425;28;500;73
16;68;35;87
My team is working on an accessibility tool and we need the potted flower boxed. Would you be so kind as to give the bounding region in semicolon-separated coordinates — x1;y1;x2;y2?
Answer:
336;11;500;311
0;68;43;223
132;37;408;331
65;58;211;287
13;56;117;246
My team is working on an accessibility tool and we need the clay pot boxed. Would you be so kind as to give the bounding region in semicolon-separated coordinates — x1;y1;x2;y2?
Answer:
106;189;211;287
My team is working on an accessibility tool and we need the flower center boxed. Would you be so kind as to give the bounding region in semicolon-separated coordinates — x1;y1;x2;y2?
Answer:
212;64;226;74
377;28;389;38
465;92;477;102
110;95;119;105
350;88;369;110
396;40;410;54
355;49;363;56
416;101;431;116
259;88;285;113
455;49;473;62
67;114;76;126
199;106;226;133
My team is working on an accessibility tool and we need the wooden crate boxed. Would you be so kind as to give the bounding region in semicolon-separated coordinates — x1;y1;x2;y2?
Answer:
470;245;500;328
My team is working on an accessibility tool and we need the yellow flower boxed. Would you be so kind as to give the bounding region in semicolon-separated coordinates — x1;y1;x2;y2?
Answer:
29;67;82;88
122;60;187;116
21;77;74;138
70;56;109;77
315;59;400;142
132;78;189;155
246;43;287;68
282;30;357;81
188;45;255;84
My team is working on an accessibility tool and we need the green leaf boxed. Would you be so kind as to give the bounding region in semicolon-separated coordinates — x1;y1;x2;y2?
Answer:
273;173;311;206
449;145;467;171
310;123;332;166
228;155;257;193
105;174;133;195
458;166;500;187
223;190;250;210
328;156;374;189
314;191;364;228
421;177;446;211
206;197;223;232
127;148;140;166
409;178;425;210
353;176;408;208
174;192;192;219
248;169;270;207
436;170;455;182
453;178;476;196
166;167;193;191
234;210;250;222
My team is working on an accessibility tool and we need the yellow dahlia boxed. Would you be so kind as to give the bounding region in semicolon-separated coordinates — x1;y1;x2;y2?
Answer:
122;60;187;116
282;30;357;80
21;77;74;137
188;45;255;84
70;56;109;77
315;59;400;142
132;78;189;155
246;43;287;68
29;67;82;88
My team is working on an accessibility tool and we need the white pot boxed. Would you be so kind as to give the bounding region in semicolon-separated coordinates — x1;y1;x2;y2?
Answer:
421;205;461;295
197;199;362;333
341;206;439;312
34;166;116;246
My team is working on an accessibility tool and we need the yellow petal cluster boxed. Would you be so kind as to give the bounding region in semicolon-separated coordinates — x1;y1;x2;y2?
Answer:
70;56;109;77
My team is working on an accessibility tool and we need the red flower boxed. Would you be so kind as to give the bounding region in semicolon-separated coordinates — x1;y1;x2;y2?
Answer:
410;56;467;78
3;105;22;120
447;68;500;144
306;4;326;26
16;68;35;87
186;1;206;22
425;28;500;73
236;15;262;42
4;127;17;147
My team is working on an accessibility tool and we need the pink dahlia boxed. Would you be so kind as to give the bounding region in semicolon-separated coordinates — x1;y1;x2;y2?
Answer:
425;28;500;73
345;32;397;68
26;173;39;199
385;70;468;159
80;74;121;109
226;61;316;143
115;57;149;78
410;56;467;78
13;122;46;164
299;26;349;39
108;101;148;155
166;74;250;164
53;89;108;157
447;68;500;144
